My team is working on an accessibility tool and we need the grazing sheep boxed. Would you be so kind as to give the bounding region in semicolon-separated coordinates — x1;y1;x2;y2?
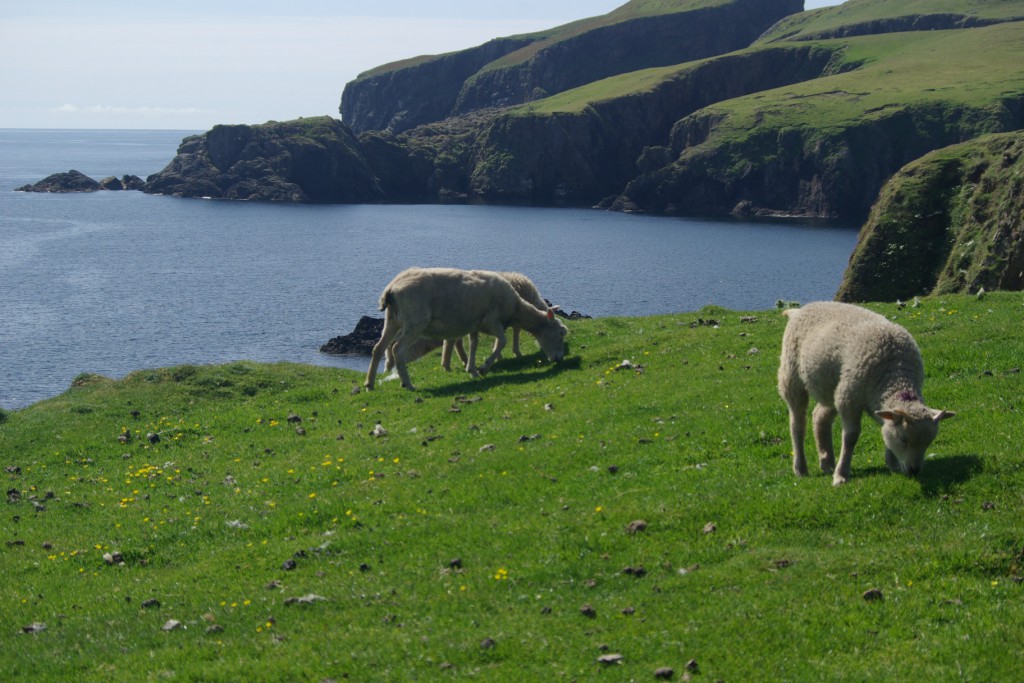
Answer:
777;301;954;486
366;267;567;391
383;271;551;374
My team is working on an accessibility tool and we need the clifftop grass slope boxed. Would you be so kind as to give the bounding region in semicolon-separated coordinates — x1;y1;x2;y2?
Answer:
2;293;1023;681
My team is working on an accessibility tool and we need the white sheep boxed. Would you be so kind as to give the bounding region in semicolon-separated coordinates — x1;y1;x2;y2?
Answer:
777;301;954;486
365;267;567;391
383;271;552;374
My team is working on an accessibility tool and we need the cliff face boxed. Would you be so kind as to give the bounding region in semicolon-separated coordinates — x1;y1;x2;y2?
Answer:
144;117;383;203
452;0;803;116
462;45;840;204
837;132;1024;302
142;0;1024;258
612;97;1024;218
340;0;801;134
340;37;536;134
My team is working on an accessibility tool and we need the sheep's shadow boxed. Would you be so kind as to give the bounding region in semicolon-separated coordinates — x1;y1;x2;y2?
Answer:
423;353;581;398
851;454;983;495
917;454;984;497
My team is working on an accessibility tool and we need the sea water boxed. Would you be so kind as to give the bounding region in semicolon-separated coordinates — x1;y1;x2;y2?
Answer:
0;129;859;408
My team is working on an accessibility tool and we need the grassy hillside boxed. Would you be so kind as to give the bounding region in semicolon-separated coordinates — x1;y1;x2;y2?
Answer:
838;131;1024;302
760;0;1024;42
358;0;729;80
2;293;1023;681
525;21;1024;127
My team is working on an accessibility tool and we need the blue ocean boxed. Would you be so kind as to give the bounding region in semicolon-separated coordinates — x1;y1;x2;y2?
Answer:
0;129;859;409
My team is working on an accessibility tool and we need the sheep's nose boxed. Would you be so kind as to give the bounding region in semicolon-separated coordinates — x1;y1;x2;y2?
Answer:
905;465;920;477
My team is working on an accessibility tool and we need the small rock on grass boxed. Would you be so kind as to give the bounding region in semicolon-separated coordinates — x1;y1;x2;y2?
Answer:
626;519;648;534
284;593;327;606
654;667;674;679
21;622;46;634
597;653;624;665
162;619;182;631
863;588;884;602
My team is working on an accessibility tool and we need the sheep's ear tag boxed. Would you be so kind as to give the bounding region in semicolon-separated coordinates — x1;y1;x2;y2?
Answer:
546;308;555;320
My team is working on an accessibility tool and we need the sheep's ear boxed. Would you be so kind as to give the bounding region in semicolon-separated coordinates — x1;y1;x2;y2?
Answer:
546;308;555;320
931;409;955;422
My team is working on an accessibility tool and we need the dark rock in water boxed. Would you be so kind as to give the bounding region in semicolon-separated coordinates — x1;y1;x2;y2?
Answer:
121;175;145;190
18;171;147;193
17;170;100;193
320;316;384;355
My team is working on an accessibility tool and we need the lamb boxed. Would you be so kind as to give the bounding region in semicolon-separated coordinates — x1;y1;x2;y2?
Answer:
365;267;567;391
382;271;552;375
777;301;954;486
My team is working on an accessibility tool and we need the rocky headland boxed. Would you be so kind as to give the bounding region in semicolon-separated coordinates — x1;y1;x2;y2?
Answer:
20;0;1024;300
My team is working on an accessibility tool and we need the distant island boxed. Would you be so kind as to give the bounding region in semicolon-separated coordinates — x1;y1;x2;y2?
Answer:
18;0;1024;301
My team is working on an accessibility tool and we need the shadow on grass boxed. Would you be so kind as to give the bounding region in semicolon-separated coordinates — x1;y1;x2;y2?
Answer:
423;354;582;398
838;454;983;493
917;454;984;497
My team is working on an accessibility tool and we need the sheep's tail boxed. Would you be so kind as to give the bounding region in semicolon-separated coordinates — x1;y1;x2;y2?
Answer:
379;288;395;312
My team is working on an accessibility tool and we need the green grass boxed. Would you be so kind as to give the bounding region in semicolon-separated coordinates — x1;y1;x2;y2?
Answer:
358;0;726;80
759;0;1024;43
518;20;1024;127
2;293;1023;681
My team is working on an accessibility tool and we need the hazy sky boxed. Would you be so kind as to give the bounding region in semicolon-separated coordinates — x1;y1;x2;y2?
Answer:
0;0;844;130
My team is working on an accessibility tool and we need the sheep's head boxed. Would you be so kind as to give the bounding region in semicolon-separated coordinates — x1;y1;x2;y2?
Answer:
534;312;568;362
876;406;955;476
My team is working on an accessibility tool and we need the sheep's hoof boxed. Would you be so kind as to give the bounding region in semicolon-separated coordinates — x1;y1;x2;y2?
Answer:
363;383;374;392
832;475;848;486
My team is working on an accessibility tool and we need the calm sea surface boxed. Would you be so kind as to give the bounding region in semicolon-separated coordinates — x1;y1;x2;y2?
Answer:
0;129;859;409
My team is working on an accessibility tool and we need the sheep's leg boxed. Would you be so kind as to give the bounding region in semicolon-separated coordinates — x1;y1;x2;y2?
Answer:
441;340;454;372
366;318;400;390
384;341;399;374
440;338;469;372
781;382;809;476
478;324;507;374
812;404;837;474
391;334;418;390
454;338;469;368
511;327;522;358
465;332;481;377
833;410;861;486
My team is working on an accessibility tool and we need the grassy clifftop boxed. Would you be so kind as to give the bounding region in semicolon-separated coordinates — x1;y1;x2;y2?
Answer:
340;0;799;133
3;293;1023;680
759;0;1024;41
838;131;1024;302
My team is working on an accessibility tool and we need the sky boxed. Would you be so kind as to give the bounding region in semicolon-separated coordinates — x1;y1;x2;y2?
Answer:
0;0;844;130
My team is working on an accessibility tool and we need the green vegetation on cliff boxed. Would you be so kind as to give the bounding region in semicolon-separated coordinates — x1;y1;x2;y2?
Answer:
760;0;1024;42
145;0;1024;294
2;294;1023;680
838;131;1024;302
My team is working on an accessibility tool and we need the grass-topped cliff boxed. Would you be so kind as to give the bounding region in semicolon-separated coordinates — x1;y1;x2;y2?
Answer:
143;0;1024;294
2;293;1022;680
340;0;800;134
838;131;1024;302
